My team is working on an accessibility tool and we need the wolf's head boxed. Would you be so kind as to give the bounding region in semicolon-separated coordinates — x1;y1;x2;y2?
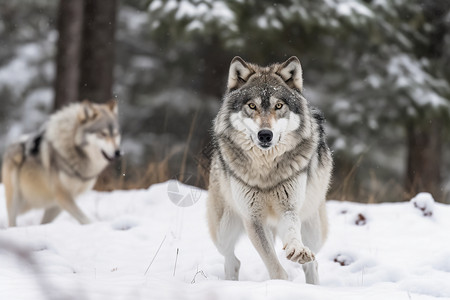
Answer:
215;56;311;152
75;100;122;163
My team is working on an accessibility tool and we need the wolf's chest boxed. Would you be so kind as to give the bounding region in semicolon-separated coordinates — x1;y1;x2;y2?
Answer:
231;154;308;191
228;173;307;217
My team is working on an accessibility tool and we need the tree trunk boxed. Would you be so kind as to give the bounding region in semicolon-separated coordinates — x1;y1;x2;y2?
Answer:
79;0;117;103
53;0;84;110
405;120;442;201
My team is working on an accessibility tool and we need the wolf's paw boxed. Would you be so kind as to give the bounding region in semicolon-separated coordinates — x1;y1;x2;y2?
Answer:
284;240;315;264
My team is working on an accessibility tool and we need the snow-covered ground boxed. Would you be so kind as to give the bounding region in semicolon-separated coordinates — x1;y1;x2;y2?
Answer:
0;182;449;300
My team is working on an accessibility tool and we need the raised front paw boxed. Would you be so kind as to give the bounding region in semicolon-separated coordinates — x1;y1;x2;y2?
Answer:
284;240;315;264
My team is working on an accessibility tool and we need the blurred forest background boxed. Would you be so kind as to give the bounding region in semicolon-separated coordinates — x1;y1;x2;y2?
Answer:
0;0;449;203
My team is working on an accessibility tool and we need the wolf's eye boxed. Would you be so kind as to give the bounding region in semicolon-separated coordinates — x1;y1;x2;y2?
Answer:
248;103;256;110
275;103;283;110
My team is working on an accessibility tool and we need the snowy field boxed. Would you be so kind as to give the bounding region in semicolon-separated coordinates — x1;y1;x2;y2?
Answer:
0;182;449;300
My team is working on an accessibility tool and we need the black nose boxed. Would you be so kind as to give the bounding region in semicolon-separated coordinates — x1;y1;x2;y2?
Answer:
258;130;273;143
114;150;122;158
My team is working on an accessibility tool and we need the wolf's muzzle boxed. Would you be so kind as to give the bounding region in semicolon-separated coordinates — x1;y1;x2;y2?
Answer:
102;149;122;162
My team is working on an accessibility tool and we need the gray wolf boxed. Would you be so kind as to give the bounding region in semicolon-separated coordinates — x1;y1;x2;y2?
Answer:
207;56;332;284
2;100;121;227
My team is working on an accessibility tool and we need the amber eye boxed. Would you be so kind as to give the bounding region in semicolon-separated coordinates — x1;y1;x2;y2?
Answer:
248;103;256;110
275;103;284;110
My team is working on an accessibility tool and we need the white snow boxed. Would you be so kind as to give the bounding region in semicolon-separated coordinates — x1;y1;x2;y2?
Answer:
186;19;205;32
335;1;373;18
149;0;236;31
0;44;41;97
21;87;53;131
387;54;449;108
410;192;434;217
119;7;149;32
0;182;449;299
175;2;209;20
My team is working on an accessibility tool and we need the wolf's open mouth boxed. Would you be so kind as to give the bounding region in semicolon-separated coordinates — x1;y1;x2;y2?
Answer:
101;150;114;162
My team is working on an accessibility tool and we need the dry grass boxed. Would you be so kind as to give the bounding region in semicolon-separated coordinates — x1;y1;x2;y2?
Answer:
94;114;209;192
327;150;405;203
95;144;211;192
94;146;183;191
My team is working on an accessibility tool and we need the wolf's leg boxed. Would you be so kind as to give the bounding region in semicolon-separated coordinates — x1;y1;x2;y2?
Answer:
278;174;315;265
215;209;243;280
299;206;327;285
4;182;16;227
6;192;21;227
301;209;326;254
4;171;22;228
245;219;288;280
3;146;22;227
41;206;62;224
54;188;90;225
207;169;244;280
302;261;319;284
278;210;315;264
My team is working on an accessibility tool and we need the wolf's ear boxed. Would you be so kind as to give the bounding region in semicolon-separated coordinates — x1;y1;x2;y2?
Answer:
106;99;118;115
78;100;98;123
227;56;254;91
277;56;303;92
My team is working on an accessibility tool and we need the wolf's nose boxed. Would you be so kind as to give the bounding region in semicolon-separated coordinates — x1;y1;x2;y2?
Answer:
258;130;273;143
114;150;122;158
